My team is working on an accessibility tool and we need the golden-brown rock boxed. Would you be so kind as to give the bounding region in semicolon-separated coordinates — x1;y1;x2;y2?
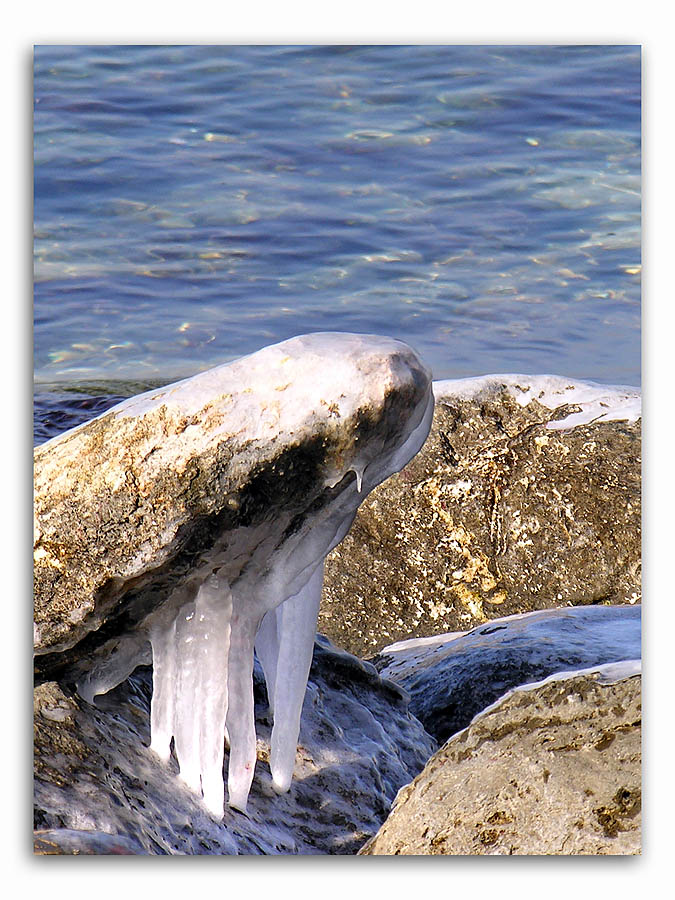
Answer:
321;377;641;657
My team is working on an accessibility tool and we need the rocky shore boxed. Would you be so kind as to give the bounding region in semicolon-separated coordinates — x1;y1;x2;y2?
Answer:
33;340;641;855
35;637;435;854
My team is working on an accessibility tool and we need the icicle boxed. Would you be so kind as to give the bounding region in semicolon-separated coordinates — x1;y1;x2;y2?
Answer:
195;576;232;817
255;606;281;718
353;466;364;493
267;562;324;794
172;600;202;792
225;602;259;812
149;576;232;817
76;633;151;704
149;616;177;762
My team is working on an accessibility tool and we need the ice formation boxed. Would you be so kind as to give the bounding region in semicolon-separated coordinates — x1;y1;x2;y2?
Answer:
433;374;641;430
66;333;434;817
378;605;642;683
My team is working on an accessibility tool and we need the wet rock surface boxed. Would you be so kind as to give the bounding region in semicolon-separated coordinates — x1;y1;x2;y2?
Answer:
374;604;641;742
321;377;641;658
34;636;436;855
360;664;641;856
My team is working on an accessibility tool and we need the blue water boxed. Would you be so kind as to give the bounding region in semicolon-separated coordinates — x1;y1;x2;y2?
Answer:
34;45;641;393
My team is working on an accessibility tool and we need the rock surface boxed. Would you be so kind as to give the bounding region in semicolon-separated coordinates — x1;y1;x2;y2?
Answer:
374;604;641;742
321;375;641;658
34;636;436;855
360;663;641;856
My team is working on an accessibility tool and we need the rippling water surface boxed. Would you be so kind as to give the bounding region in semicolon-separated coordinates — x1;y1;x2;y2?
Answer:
34;44;641;414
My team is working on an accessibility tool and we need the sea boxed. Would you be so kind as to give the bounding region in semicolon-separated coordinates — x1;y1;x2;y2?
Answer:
33;44;641;444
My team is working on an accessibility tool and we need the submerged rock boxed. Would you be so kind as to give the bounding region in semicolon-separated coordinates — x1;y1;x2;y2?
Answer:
34;637;436;855
321;375;641;657
374;604;641;742
360;662;641;856
33;333;433;815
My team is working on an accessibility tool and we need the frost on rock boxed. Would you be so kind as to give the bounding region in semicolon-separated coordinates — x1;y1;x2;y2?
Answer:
34;332;433;818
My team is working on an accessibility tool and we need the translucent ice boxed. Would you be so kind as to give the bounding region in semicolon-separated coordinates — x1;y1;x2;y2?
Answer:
148;575;232;814
256;563;325;794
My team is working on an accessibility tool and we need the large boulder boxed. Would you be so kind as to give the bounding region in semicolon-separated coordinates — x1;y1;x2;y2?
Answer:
33;333;433;816
34;637;436;855
360;662;641;856
33;356;642;855
34;332;432;661
321;375;641;658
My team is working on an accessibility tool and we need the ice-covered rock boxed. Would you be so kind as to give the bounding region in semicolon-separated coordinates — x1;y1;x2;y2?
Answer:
360;661;641;855
34;637;437;855
373;604;641;742
33;333;433;816
432;373;641;431
321;374;641;657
